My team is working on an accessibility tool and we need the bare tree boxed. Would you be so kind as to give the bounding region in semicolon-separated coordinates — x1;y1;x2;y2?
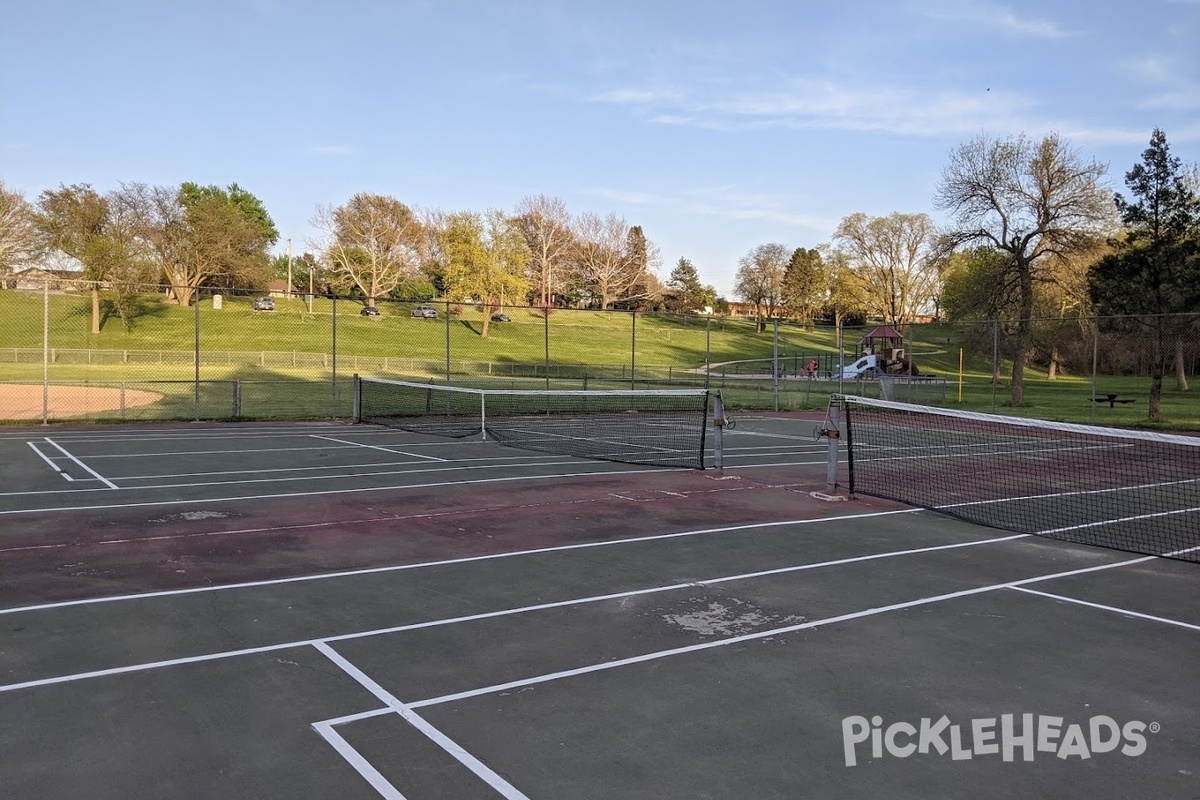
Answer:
834;212;944;326
312;193;424;305
0;181;43;287
514;195;573;307
935;133;1112;405
733;243;789;332
572;212;638;309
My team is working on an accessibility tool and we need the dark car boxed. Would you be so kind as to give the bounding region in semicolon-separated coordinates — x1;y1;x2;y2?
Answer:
252;297;275;311
490;312;511;323
411;306;438;319
360;306;381;317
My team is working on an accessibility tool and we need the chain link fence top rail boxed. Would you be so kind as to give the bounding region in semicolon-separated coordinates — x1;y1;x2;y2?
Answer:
1;278;1197;429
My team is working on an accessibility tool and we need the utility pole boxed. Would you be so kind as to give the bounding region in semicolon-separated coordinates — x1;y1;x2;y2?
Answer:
286;238;294;299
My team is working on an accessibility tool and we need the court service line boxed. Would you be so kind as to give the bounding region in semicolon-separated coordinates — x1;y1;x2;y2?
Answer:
1008;587;1200;633
311;720;408;800
309;434;448;462
0;508;924;615
0;523;1014;693
26;442;73;482
405;555;1158;710
41;438;118;489
314;642;532;800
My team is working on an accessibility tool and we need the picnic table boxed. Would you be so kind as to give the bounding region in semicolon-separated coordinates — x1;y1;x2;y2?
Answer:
1091;393;1135;408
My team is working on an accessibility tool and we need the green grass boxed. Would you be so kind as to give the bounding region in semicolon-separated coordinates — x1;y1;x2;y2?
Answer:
2;289;1197;429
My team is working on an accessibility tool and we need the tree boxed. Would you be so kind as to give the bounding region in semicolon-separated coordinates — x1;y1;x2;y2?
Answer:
834;212;943;326
1087;129;1200;420
820;248;869;327
935;133;1112;405
733;243;788;332
0;181;43;287
438;209;531;337
781;247;825;324
313;193;424;306
514;195;573;307
617;225;662;308
666;257;705;312
572;212;640;309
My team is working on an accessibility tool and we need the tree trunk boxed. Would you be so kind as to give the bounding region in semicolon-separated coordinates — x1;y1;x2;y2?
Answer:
1011;268;1034;406
1047;347;1060;380
1176;338;1189;392
90;284;101;334
1148;334;1164;423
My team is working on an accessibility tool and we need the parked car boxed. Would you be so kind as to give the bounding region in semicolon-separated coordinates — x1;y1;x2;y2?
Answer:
252;297;275;311
490;312;511;322
411;306;438;319
360;306;381;317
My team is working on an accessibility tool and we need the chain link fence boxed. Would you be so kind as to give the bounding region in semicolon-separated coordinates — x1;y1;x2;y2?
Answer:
1;278;1197;429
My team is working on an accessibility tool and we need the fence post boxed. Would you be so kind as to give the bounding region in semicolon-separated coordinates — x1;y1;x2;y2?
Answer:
331;295;338;417
992;319;999;413
773;317;780;412
544;307;550;390
194;294;201;421
630;310;636;390
41;278;49;425
705;318;711;391
444;299;451;385
1090;323;1099;425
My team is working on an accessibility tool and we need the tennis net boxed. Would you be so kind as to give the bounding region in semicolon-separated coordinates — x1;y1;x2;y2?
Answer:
354;377;710;469
833;394;1200;562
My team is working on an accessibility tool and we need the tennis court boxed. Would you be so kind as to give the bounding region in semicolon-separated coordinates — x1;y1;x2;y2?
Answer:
2;393;1198;799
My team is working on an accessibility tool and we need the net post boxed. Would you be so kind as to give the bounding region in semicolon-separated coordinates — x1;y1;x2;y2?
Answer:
479;392;487;441
712;391;726;471
825;396;841;491
351;373;362;423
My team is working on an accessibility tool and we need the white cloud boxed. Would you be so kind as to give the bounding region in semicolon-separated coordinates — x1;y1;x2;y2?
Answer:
919;2;1070;39
583;185;837;231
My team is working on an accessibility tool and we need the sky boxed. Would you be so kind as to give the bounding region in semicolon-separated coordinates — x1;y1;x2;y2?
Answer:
2;0;1198;297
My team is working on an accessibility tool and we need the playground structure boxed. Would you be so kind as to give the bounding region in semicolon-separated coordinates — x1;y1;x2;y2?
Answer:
847;325;921;377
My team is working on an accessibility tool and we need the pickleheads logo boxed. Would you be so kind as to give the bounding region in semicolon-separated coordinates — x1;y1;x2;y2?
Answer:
841;714;1156;767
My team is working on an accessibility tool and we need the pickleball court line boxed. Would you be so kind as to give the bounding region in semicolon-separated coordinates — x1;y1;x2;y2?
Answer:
1;509;924;614
41;437;118;489
314;641;531;800
1008;586;1200;632
26;442;73;482
311;719;408;800
0;525;1020;692
403;555;1158;710
310;433;449;462
0;464;645;515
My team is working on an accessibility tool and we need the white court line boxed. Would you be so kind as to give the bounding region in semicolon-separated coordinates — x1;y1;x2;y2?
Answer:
0;464;630;515
1009;587;1200;633
1038;504;1200;536
400;555;1153;708
313;642;532;800
311;720;408;800
0;509;923;615
310;434;448;462
42;438;118;489
27;442;73;482
941;476;1200;511
0;522;1015;694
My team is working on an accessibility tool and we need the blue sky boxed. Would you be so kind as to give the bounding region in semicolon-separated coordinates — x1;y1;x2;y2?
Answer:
3;0;1198;296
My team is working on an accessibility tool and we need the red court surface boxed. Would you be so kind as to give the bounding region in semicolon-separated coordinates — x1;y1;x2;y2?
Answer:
2;417;1198;799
